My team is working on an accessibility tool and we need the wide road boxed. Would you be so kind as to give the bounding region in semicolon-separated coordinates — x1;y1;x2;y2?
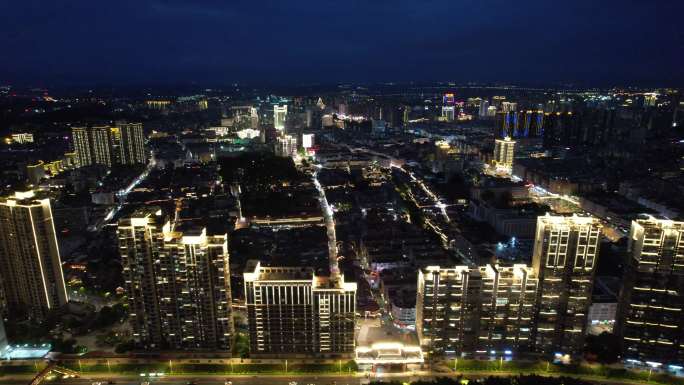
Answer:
0;371;648;385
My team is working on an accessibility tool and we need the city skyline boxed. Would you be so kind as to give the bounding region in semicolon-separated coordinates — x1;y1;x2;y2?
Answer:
0;3;683;384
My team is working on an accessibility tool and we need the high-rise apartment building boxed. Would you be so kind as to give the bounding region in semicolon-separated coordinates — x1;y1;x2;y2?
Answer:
493;136;515;169
618;215;684;366
416;264;538;356
532;214;602;356
0;191;68;321
275;135;298;158
441;106;455;122
501;102;517;113
118;207;232;350
479;100;490;118
274;105;288;131
243;260;356;357
71;127;94;167
72;123;145;168
118;123;146;165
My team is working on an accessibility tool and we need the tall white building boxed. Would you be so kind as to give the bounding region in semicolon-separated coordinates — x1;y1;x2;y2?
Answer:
244;260;356;357
275;135;298;158
493;136;515;169
441;106;455;121
274;105;288;131
0;191;68;321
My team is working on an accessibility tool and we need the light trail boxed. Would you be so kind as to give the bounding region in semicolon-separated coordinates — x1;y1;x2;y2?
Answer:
391;164;451;223
312;165;340;277
100;153;158;228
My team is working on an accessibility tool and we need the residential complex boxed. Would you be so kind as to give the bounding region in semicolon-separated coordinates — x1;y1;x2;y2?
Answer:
0;191;68;321
72;123;146;168
416;264;538;356
493;136;515;170
118;207;233;350
243;260;357;357
618;215;684;366
532;214;602;356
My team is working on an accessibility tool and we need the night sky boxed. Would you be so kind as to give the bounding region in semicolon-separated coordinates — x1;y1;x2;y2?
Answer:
1;0;683;87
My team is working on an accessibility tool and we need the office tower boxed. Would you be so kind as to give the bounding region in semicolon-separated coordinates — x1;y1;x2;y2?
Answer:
243;260;356;357
0;191;68;321
118;123;146;165
493;137;515;169
532;214;602;356
416;264;538;356
441;106;455;122
274;105;288;131
618;216;684;366
118;207;233;350
403;105;410;126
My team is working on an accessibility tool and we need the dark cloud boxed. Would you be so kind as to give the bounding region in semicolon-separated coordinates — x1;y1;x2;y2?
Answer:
0;0;682;86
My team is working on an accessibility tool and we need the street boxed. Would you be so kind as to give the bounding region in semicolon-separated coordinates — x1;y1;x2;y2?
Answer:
0;370;644;385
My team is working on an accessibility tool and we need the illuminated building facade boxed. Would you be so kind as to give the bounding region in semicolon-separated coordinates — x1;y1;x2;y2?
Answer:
493;137;515;169
532;214;602;356
416;264;538;356
244;260;356;357
0;191;68;321
118;207;232;350
72;123;146;168
441;106;455;122
72;125;115;167
119;122;146;164
275;135;297;158
618;216;684;366
497;110;545;138
274;104;288;131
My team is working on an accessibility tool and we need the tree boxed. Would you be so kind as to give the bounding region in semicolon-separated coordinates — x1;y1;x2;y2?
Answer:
584;332;621;363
